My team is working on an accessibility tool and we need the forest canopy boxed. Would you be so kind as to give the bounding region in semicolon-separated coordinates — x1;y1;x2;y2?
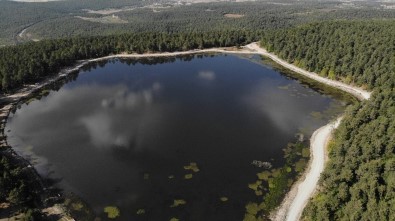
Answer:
260;20;395;220
0;30;260;92
0;19;394;220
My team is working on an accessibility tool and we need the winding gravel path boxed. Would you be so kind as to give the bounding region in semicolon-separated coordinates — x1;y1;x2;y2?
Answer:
272;118;342;221
243;43;370;221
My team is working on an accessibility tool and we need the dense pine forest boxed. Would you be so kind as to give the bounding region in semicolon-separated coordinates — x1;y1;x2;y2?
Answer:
1;11;395;219
261;20;395;220
1;0;395;45
0;30;259;92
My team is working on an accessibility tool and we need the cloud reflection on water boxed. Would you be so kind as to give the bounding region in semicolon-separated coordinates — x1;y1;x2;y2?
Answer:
79;82;163;149
242;80;325;135
11;82;164;152
198;70;216;81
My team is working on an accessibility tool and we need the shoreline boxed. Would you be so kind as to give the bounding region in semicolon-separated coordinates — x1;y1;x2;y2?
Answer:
0;42;371;220
270;117;343;221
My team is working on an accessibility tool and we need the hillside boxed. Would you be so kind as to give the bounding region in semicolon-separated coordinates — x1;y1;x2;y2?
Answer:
1;0;394;45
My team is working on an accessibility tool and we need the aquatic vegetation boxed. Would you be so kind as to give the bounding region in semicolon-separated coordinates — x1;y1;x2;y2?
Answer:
302;147;310;158
256;171;271;180
25;97;37;104
136;209;145;215
170;199;186;208
71;202;83;211
170;218;179;221
251;160;272;169
248;180;262;191
244;141;310;218
310;111;323;120
294;158;307;173
271;169;282;178
283;142;308;164
245;202;260;216
243;213;265;221
40;89;50;96
183;162;199;172
104;206;120;219
220;197;228;202
267;170;289;203
248;180;265;196
278;84;290;90
184;174;193;179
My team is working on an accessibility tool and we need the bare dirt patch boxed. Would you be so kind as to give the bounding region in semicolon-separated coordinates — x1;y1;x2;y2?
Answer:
82;8;135;15
75;15;128;24
224;13;245;18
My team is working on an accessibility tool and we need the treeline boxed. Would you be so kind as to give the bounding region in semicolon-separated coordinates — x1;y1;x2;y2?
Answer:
28;2;395;42
0;30;260;92
3;0;395;45
261;20;395;220
261;21;395;89
0;154;44;220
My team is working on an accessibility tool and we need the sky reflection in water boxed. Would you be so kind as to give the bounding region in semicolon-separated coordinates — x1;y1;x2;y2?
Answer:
6;54;346;220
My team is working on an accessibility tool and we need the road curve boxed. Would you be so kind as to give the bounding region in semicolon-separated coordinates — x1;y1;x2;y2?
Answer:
242;43;370;221
273;118;342;221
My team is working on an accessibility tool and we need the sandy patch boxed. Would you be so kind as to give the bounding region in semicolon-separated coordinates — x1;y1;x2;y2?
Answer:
75;15;128;24
82;8;135;15
224;13;245;18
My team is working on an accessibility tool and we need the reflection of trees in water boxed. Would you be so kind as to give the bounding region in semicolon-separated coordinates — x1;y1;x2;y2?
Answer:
82;54;218;71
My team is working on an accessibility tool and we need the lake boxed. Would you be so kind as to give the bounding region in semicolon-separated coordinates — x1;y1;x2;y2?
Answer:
6;54;348;220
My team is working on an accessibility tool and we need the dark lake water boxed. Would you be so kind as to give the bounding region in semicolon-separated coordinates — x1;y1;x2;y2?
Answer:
6;54;347;220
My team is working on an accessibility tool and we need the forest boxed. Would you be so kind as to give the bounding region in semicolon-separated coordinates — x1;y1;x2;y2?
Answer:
0;3;394;219
1;0;395;45
0;30;260;92
261;20;395;220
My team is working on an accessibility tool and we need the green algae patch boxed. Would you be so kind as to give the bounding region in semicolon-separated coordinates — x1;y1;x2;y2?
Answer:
184;174;193;179
248;180;262;191
244;141;311;219
310;111;323;120
271;169;282;178
295;158;307;172
278;84;290;90
256;171;271;180
249;180;265;196
71;202;84;211
136;209;145;215
302;147;310;158
62;195;95;220
170;218;179;221
26;97;37;104
170;199;186;208
40;89;50;96
243;213;264;221
245;203;260;215
184;162;200;172
220;197;228;202
104;206;120;219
